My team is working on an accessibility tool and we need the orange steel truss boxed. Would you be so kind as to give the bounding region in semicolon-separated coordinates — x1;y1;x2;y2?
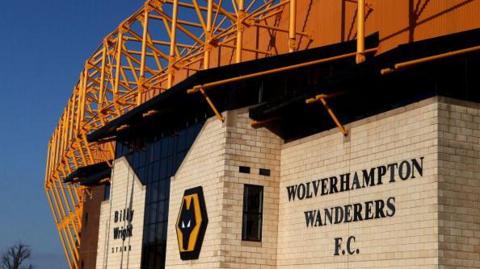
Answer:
44;0;367;268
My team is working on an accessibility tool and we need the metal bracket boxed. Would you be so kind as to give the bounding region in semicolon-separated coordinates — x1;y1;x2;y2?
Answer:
250;118;279;129
306;94;348;136
188;86;224;122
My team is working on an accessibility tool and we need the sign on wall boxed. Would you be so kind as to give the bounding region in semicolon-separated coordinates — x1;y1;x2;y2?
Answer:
285;157;425;256
176;186;208;260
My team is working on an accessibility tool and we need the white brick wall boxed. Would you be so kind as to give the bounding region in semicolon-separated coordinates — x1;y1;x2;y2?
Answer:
278;98;440;269
166;117;226;269
438;98;480;269
95;96;480;269
96;157;147;269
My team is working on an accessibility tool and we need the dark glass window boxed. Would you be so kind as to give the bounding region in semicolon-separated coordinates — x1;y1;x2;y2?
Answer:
84;212;89;226
115;120;204;269
103;183;111;201
242;184;263;242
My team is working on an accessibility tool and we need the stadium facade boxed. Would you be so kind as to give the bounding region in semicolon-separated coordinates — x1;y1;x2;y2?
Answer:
44;0;480;268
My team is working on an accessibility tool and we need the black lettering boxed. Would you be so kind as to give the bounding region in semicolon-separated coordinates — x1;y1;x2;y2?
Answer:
340;173;350;192
376;165;386;185
387;163;399;183
353;203;363;222
304;210;316;227
286;185;297;201
312;180;321;197
346;236;356;255
113;227;120;239
306;182;313;199
321;178;329;195
344;204;353;223
315;211;322;227
362;169;376;187
374;199;386;219
411;157;424;178
365;200;374;220
334;206;344;224
297;184;306;200
324;208;333;225
351;172;361;190
386;197;396;217
334;238;343;256
399;161;411;180
330;176;339;194
127;225;133;236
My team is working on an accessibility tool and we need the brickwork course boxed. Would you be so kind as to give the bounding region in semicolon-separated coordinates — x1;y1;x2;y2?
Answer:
95;97;480;269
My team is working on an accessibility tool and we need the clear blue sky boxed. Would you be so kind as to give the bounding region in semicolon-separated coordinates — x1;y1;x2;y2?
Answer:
0;1;142;268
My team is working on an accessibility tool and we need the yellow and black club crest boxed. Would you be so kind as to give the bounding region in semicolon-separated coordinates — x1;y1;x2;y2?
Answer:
176;186;208;260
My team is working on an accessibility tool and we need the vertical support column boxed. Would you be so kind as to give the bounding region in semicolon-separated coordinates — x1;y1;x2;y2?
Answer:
98;43;107;110
288;0;296;52
114;30;124;96
76;69;86;137
356;0;366;63
45;141;52;183
64;225;79;267
138;6;150;105
46;189;73;269
204;0;213;69
236;0;245;63
79;69;87;134
168;0;179;88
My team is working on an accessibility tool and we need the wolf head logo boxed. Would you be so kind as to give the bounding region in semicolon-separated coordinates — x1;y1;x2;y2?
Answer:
178;198;197;250
176;187;208;260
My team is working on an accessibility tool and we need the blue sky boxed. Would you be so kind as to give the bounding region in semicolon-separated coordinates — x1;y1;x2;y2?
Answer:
0;1;142;268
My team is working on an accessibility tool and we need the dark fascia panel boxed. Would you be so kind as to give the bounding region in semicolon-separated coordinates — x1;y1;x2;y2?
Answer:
87;33;379;142
79;168;112;187
63;161;111;185
250;27;480;122
377;27;480;67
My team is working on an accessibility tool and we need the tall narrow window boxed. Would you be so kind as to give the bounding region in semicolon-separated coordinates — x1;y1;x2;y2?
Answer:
242;184;264;241
103;183;111;201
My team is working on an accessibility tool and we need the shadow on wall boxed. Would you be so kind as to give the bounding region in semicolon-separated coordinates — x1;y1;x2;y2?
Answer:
382;0;475;43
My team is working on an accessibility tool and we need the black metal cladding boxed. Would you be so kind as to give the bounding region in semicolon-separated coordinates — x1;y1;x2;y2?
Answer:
115;120;204;269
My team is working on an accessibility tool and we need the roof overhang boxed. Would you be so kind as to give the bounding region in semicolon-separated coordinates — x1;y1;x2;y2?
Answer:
63;161;111;186
87;33;380;142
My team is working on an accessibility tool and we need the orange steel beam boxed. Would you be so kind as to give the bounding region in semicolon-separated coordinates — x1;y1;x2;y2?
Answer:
43;0;372;267
356;0;366;64
187;48;377;93
306;94;348;136
381;44;480;75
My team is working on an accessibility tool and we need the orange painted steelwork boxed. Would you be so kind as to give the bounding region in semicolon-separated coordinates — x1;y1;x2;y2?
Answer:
44;0;480;268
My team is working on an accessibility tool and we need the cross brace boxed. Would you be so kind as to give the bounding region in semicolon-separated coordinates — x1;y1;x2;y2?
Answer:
305;94;348;136
189;86;225;122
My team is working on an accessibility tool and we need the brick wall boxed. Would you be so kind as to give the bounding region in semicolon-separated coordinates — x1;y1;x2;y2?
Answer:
79;185;104;269
278;98;440;268
165;109;283;269
96;157;147;269
166;117;226;269
95;97;480;269
438;98;480;269
220;109;282;269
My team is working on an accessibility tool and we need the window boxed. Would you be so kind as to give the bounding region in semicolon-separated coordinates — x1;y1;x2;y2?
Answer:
103;183;111;201
242;184;263;241
84;212;89;226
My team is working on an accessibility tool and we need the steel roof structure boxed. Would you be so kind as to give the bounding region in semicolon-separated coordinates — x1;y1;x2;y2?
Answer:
43;0;480;268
